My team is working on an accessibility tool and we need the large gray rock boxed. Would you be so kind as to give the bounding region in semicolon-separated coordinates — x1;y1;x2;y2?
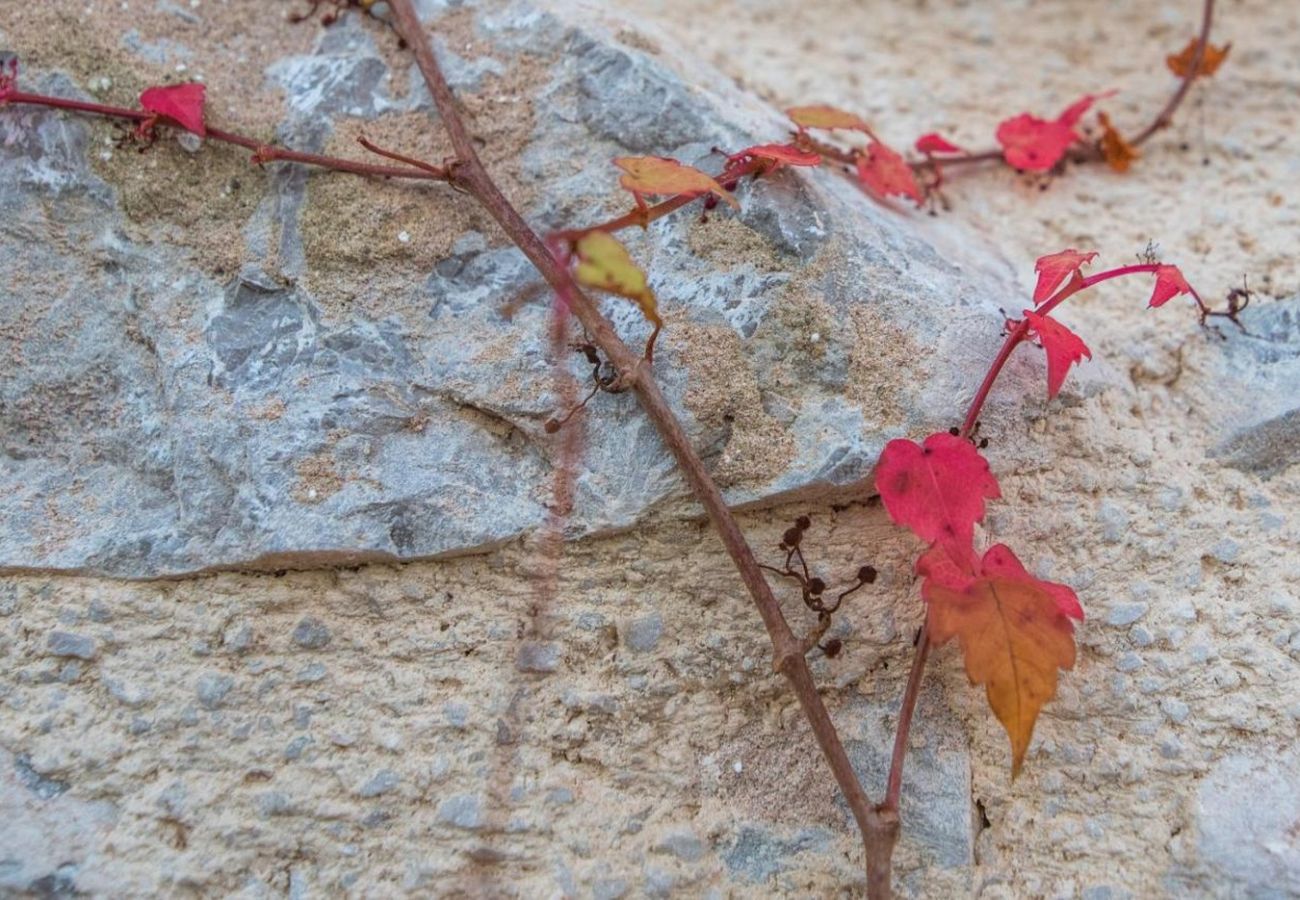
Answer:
1207;296;1300;477
0;0;1024;577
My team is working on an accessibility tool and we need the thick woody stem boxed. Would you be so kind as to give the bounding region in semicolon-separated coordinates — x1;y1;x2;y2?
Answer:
385;0;890;892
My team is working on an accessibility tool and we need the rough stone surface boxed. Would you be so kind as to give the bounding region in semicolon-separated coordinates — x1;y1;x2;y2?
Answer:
1208;297;1300;477
0;0;1297;898
0;0;1023;578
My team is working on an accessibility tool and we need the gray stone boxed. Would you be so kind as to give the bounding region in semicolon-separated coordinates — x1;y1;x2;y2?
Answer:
291;617;331;650
625;614;663;653
1193;749;1300;897
12;754;69;800
0;751;115;896
1106;603;1148;627
654;829;706;863
443;701;469;727
196;673;234;710
592;878;628;900
45;631;96;661
436;793;483;830
516;641;560;674
722;825;830;883
842;687;974;869
1097;501;1130;544
0;0;1029;578
358;770;400;798
296;663;328;684
1208;297;1300;478
223;623;254;654
1160;698;1190;723
1208;538;1241;564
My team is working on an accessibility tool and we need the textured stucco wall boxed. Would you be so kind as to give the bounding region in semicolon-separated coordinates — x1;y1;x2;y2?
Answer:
3;0;1300;897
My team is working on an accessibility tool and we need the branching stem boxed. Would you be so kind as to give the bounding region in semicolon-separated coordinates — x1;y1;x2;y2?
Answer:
383;0;895;893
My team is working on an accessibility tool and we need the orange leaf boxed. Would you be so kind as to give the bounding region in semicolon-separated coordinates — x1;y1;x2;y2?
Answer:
924;543;1080;776
787;104;872;133
1022;310;1092;400
855;141;922;205
571;231;662;357
1097;111;1139;173
1166;38;1231;78
613;156;738;208
139;83;207;136
1032;249;1097;305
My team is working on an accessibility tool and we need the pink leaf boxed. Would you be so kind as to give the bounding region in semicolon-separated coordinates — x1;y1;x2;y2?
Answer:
855;141;922;204
1148;264;1191;308
139;83;207;136
875;432;1001;562
1032;249;1098;305
0;56;17;102
1023;310;1092;399
915;132;963;155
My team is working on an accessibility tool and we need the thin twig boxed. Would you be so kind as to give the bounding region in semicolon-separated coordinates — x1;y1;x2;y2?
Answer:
4;91;443;181
1128;0;1215;147
384;0;894;892
884;624;930;809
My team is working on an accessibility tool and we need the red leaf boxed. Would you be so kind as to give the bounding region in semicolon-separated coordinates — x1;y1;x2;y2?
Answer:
0;56;17;102
1055;92;1109;128
855;141;922;204
139;83;207;136
914;132;963;155
995;115;1076;171
916;543;978;592
727;143;822;169
875;432;1000;561
1022;310;1091;399
1148;264;1191;308
1032;249;1097;305
995;93;1108;171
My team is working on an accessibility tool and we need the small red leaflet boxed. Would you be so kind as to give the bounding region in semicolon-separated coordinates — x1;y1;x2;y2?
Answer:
914;132;963;155
1148;264;1191;308
1022;310;1092;399
1032;249;1097;305
139;83;207;136
855;141;922;205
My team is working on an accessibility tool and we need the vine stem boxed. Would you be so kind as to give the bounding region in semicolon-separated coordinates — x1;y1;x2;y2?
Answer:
1129;0;1215;148
802;0;1215;183
881;255;1207;805
4;90;446;181
383;0;898;894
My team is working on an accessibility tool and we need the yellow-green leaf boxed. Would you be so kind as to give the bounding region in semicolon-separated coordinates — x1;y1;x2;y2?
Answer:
613;156;738;208
572;231;663;358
